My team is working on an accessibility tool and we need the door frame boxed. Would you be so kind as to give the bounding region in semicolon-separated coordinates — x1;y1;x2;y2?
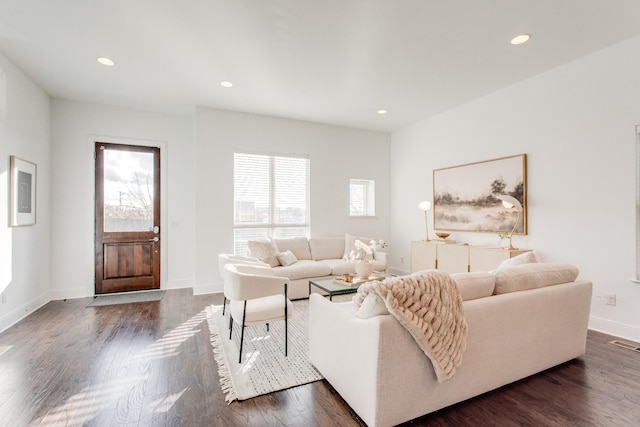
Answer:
91;134;168;290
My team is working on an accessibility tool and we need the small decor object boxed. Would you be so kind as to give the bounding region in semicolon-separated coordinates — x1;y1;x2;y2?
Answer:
496;194;522;250
9;156;37;226
355;259;374;279
342;273;353;283
435;232;450;239
433;154;526;233
418;201;432;241
346;238;387;261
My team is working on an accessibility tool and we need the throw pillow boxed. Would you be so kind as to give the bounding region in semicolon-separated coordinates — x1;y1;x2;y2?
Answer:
276;250;298;267
498;251;541;269
355;293;390;319
493;263;579;294
247;239;280;267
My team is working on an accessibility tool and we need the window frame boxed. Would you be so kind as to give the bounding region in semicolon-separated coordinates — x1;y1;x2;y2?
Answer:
349;178;376;217
233;151;310;255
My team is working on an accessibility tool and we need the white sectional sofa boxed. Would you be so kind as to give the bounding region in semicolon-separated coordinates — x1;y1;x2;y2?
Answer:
245;235;388;300
309;262;592;427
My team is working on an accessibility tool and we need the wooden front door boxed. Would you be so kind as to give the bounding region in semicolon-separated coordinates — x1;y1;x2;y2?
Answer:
95;142;161;294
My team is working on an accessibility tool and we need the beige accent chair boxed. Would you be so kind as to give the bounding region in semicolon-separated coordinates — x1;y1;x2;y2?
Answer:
223;263;293;363
218;254;268;316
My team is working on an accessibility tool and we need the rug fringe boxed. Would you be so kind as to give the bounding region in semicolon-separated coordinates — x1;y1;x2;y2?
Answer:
206;306;237;404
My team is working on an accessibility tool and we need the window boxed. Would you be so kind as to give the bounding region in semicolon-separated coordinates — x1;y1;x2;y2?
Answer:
234;152;310;255
350;179;375;216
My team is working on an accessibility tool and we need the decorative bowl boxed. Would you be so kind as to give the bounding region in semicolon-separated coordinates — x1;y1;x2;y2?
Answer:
436;232;451;239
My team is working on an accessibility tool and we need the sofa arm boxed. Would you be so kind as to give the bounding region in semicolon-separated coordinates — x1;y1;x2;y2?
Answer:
309;295;381;422
373;251;388;270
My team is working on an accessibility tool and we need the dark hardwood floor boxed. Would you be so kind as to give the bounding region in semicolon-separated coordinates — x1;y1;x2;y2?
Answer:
0;288;639;426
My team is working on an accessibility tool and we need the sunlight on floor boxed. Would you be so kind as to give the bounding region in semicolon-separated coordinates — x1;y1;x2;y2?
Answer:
32;309;208;425
0;345;12;356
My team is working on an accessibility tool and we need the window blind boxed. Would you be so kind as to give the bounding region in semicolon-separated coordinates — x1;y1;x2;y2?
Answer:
234;152;309;255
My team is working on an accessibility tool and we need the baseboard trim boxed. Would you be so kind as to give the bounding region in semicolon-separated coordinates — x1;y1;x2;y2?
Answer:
193;282;222;295
589;315;640;343
0;291;51;334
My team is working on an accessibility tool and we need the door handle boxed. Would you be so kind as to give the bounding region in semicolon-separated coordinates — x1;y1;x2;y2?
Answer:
149;237;159;242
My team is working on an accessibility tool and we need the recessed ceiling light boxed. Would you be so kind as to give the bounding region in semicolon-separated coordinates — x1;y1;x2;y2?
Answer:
377;109;388;115
220;81;233;88
510;34;531;45
97;57;115;66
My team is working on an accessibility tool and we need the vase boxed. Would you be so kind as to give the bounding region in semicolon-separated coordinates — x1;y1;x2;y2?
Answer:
355;259;374;279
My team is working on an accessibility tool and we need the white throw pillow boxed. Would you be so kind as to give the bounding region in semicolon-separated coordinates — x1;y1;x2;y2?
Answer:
498;251;541;269
247;240;280;267
493;263;579;294
355;293;390;319
276;250;298;267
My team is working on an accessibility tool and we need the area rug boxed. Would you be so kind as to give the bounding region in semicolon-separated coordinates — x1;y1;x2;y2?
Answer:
206;299;323;403
86;290;165;307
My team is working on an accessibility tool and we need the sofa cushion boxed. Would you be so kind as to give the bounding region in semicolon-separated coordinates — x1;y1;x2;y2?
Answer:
493;263;579;294
450;272;495;301
342;233;374;260
277;250;298;267
309;237;345;260
273;237;312;260
498;250;541;269
272;260;332;280
246;240;280;267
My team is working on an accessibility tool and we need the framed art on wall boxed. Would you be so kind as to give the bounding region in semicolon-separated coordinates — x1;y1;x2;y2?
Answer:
9;156;37;226
433;154;526;234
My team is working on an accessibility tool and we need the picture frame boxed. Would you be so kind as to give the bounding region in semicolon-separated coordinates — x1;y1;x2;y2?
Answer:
433;154;526;234
9;156;37;226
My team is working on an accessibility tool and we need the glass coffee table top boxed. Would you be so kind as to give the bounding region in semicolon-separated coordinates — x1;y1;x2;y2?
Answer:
309;274;390;301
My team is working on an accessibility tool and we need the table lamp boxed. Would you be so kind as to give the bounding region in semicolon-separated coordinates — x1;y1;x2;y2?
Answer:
418;201;432;242
497;195;522;250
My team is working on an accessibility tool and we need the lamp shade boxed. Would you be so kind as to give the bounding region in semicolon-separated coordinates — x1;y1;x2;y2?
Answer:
497;195;522;210
418;201;432;211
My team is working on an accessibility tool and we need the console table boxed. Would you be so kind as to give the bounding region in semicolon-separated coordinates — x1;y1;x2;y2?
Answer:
410;241;528;274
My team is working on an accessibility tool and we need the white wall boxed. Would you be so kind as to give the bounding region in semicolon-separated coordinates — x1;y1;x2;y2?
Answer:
391;36;640;342
194;107;390;294
0;52;51;331
49;99;195;298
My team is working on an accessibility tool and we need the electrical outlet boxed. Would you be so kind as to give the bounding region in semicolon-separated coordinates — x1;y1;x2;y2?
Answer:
606;294;617;306
400;256;405;264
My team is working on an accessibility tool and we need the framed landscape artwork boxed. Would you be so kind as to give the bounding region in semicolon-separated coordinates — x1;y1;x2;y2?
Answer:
10;156;37;226
433;154;526;234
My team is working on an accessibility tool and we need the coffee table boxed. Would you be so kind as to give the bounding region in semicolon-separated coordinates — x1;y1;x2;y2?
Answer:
309;274;388;301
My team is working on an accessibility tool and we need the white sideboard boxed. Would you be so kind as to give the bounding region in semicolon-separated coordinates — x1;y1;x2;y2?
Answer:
410;241;528;274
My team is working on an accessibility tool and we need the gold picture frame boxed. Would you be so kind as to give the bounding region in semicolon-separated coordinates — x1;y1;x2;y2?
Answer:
9;156;37;226
433;154;526;234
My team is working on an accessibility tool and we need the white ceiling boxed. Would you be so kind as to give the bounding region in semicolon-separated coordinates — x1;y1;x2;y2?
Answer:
1;0;640;132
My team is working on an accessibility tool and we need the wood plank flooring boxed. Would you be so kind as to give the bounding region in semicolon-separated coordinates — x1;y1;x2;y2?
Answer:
0;288;639;426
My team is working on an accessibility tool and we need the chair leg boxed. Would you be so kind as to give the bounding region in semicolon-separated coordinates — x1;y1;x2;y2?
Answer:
284;284;288;357
222;296;227;316
229;314;233;339
239;301;247;363
266;323;269;332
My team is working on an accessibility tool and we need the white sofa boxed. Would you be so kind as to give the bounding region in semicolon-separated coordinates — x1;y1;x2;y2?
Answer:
245;235;388;300
309;263;592;427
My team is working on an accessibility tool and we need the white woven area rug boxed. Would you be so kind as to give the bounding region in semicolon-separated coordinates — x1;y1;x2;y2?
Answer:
206;299;323;403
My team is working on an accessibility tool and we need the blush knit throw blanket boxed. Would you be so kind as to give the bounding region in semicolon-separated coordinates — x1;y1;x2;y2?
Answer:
353;270;468;383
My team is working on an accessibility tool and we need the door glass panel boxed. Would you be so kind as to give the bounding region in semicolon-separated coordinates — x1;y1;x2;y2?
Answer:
103;149;154;232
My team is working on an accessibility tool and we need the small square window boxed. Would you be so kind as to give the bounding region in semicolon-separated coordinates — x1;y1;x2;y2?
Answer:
350;179;375;216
